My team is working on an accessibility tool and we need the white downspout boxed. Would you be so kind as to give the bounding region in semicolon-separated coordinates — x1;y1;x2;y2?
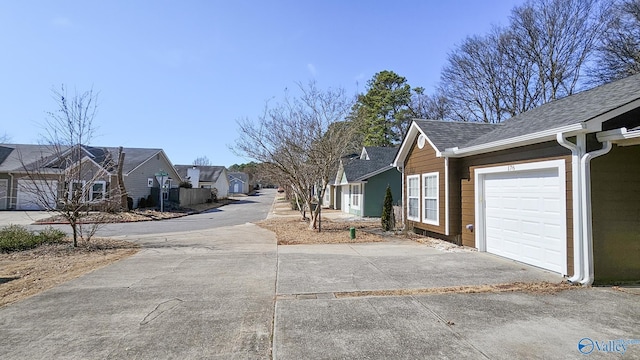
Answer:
579;140;612;286
556;133;585;283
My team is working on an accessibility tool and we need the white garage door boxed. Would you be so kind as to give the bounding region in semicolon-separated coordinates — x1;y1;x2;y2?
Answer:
17;179;58;210
482;166;566;274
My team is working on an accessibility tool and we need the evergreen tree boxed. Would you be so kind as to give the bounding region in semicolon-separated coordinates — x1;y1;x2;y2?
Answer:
381;185;394;231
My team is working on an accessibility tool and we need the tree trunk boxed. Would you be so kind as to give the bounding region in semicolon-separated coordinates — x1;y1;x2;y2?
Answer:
71;220;78;247
117;147;128;211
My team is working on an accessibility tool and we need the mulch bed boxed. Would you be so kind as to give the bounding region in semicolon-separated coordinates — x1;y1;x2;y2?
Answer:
257;217;388;245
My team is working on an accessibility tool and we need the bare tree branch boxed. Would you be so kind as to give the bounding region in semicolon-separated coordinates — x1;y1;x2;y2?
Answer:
232;81;357;230
17;85;120;246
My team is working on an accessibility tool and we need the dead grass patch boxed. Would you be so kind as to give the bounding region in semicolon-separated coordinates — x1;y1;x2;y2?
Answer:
334;281;575;298
0;238;139;307
256;217;387;245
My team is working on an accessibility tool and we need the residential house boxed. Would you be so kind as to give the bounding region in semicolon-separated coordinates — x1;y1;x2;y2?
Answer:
228;172;249;194
392;73;640;284
174;165;230;199
328;146;401;217
0;144;181;210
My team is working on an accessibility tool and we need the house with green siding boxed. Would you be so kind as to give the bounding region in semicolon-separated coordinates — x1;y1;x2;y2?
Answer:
327;147;401;217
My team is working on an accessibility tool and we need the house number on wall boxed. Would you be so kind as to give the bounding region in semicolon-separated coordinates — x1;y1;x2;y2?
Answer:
507;165;516;171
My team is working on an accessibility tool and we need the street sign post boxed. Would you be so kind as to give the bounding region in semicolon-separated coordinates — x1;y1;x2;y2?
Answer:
155;171;169;212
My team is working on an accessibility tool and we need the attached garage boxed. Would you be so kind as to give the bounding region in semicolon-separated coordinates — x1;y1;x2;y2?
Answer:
16;179;58;210
475;160;567;275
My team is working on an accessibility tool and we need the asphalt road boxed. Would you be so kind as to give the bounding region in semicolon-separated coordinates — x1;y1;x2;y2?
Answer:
30;189;277;238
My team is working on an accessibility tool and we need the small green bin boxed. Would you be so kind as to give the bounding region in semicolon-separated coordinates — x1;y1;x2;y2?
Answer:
349;227;356;239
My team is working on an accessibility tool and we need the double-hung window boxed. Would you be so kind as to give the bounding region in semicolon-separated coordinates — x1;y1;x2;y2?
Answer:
68;180;107;202
90;181;106;201
422;172;438;225
69;180;87;201
407;175;420;221
351;184;361;208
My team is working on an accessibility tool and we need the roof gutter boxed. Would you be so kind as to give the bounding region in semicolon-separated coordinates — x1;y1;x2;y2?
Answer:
444;124;586;157
597;127;640;146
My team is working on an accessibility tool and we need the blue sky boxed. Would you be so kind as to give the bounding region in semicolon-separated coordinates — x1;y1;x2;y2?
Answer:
0;0;523;167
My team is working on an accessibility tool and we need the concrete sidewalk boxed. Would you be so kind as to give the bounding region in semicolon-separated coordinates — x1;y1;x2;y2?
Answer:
0;210;52;226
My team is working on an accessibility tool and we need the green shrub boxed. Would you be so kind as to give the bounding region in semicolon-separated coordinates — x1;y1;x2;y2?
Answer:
138;197;147;208
146;194;156;207
0;225;34;252
0;225;66;252
37;226;66;244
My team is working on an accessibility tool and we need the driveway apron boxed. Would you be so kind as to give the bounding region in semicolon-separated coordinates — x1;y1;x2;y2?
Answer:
0;223;277;359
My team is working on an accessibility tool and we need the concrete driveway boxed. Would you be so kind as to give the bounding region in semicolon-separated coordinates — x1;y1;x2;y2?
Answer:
1;199;639;359
1;223;278;359
274;241;640;359
0;210;52;226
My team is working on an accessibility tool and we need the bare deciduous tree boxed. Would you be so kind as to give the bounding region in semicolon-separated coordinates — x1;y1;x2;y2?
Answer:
510;0;607;101
233;81;357;230
409;89;450;120
591;0;640;83
440;30;535;123
193;156;212;166
18;85;122;246
439;0;608;123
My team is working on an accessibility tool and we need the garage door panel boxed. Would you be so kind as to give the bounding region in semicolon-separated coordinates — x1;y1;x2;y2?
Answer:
17;179;57;210
483;166;566;274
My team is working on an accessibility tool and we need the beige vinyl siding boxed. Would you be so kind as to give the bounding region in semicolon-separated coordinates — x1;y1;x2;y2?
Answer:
213;169;229;198
124;153;181;207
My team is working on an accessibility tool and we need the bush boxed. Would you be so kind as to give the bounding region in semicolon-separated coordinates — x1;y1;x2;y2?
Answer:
0;225;66;253
138;197;147;208
127;197;133;211
179;181;193;188
146;194;156;207
37;226;66;244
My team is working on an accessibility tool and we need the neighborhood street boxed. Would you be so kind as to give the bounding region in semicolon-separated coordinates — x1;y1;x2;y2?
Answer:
1;190;639;359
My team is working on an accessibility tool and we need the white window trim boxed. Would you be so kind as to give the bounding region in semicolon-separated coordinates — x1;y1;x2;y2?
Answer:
89;181;106;202
69;180;87;201
351;184;361;209
422;172;439;225
69;180;107;202
406;175;420;221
